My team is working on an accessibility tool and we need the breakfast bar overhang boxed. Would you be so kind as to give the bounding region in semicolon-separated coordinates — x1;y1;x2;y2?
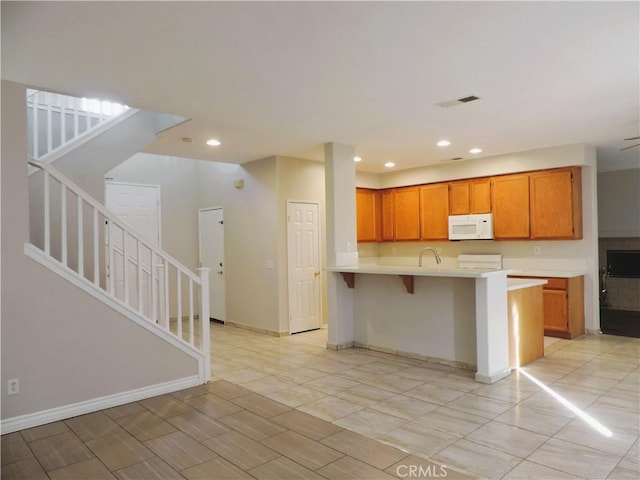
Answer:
325;265;513;384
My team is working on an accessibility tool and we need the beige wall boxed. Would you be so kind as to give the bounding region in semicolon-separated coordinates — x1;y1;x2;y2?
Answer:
374;143;592;188
1;81;198;421
107;153;200;270
107;153;201;318
597;168;640;238
195;155;327;335
276;156;327;332
196;156;280;333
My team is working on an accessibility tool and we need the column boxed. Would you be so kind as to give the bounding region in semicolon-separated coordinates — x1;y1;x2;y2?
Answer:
324;142;358;267
474;273;511;383
324;142;357;349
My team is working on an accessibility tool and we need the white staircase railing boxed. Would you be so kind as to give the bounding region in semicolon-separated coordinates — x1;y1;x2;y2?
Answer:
27;159;211;381
27;89;133;161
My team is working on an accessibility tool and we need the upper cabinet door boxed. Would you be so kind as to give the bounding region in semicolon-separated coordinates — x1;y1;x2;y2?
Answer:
492;174;530;239
394;187;421;240
469;179;492;214
381;189;395;241
356;188;380;242
530;167;582;239
420;183;449;240
449;179;492;215
449;182;470;215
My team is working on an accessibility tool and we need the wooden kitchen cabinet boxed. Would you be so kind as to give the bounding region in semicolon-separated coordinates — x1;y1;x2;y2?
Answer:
420;183;449;240
530;167;582;239
449;179;492;215
449;181;470;215
512;275;585;339
492;174;530;239
508;285;544;367
357;166;582;243
469;179;492;213
381;189;395;241
356;188;380;242
542;276;585;338
394;186;421;240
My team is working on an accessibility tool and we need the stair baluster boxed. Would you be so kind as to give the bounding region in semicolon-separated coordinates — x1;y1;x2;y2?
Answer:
27;159;210;382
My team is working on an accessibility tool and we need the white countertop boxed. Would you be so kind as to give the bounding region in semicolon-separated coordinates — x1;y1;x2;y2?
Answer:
325;264;513;278
509;269;585;278
507;278;548;291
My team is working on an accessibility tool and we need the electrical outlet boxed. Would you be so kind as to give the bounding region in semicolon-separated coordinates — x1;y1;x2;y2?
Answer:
8;378;19;395
436;247;442;254
534;246;542;256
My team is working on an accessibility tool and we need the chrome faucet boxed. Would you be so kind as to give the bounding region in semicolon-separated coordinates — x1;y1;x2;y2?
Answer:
418;246;442;267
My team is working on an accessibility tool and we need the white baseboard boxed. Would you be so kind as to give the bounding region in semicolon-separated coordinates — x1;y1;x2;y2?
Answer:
224;320;281;337
0;376;200;435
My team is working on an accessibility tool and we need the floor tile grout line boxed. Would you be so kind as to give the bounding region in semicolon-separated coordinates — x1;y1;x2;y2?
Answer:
214;324;636;478
3;326;637;480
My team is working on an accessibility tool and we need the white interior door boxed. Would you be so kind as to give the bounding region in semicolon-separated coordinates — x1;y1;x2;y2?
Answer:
105;182;160;316
199;207;226;322
287;201;321;334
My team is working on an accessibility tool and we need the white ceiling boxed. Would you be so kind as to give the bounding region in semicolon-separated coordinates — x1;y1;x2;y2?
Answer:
2;1;639;173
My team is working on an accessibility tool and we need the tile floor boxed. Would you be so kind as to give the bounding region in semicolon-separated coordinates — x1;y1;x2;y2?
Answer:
2;324;639;479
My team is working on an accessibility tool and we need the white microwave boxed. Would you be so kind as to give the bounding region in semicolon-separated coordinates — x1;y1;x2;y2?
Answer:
448;213;494;240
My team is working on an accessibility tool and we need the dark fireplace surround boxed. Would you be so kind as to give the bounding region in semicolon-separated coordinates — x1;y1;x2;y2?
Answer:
598;238;640;337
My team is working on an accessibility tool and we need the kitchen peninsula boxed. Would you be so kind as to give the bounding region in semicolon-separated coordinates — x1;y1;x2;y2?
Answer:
325;263;515;384
323;143;596;384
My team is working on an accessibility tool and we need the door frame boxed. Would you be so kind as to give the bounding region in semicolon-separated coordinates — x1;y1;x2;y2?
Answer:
198;206;226;322
104;181;162;247
198;206;224;268
286;200;322;334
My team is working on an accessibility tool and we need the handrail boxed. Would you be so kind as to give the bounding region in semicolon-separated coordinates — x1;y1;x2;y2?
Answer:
28;159;210;382
27;90;132;161
28;159;200;283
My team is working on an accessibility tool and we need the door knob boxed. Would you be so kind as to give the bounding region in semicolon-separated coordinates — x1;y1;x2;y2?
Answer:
314;271;320;277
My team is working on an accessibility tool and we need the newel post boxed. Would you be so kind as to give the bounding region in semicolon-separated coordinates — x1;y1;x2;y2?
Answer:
197;267;211;382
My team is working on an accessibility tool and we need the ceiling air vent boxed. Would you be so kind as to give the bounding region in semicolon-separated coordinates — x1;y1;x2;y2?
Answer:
441;157;465;162
437;95;481;108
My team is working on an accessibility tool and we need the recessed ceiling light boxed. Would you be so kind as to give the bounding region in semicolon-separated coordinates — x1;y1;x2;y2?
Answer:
469;148;482;154
436;95;481;108
206;138;221;146
384;161;395;168
354;156;362;162
437;140;451;147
